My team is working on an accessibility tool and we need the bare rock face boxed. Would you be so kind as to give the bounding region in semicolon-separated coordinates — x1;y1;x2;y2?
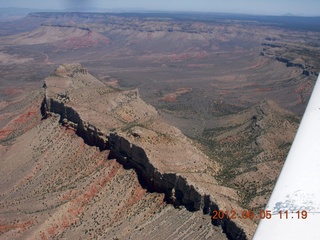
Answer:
41;63;255;239
0;113;227;240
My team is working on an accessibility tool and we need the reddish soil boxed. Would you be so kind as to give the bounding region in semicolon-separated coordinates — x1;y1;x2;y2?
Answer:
0;106;40;141
1;88;24;96
0;220;33;235
60;31;110;50
39;160;122;239
161;87;192;102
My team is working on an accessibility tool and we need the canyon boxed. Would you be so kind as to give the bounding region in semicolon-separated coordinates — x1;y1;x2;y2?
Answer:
1;11;320;239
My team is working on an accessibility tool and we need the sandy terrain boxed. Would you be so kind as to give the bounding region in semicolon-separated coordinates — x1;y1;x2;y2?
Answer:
0;12;319;239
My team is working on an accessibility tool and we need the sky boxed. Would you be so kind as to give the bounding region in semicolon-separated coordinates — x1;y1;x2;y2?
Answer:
1;0;320;16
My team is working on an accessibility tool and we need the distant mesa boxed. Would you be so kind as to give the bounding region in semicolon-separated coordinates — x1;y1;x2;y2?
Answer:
8;24;110;50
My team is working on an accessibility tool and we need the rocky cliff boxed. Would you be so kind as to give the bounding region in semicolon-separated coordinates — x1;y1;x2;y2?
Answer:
41;63;252;239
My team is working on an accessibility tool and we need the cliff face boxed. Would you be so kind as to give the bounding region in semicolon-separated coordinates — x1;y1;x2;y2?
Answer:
41;63;251;239
1;112;229;240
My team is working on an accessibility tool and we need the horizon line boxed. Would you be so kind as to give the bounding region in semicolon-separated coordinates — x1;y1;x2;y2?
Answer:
1;7;320;18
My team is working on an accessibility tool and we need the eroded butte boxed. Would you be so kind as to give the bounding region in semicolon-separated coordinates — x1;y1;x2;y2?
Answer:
1;11;319;240
0;64;249;239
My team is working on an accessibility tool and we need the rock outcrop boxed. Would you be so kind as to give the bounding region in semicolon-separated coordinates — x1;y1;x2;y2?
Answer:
260;40;319;77
41;63;253;239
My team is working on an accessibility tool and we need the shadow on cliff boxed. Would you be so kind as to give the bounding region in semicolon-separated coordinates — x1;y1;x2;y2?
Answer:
40;92;247;240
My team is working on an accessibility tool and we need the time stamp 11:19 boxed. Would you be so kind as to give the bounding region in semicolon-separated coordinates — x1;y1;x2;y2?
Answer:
212;210;308;220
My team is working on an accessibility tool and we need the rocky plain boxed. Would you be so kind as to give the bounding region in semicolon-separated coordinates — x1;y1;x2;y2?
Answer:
0;12;320;239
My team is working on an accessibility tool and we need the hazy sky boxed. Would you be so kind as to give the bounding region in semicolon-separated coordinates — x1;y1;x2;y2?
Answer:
2;0;320;16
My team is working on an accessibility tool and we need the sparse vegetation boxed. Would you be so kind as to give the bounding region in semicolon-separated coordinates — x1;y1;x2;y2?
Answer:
0;10;316;239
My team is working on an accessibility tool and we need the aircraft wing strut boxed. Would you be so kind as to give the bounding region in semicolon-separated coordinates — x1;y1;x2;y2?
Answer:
253;74;320;239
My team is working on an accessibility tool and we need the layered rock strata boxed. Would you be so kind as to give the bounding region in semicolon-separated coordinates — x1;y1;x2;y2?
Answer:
41;64;254;239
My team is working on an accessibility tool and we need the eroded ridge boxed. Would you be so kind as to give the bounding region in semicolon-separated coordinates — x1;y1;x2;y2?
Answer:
41;63;254;239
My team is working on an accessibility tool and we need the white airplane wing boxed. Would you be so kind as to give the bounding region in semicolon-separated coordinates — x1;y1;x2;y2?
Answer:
253;74;320;239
